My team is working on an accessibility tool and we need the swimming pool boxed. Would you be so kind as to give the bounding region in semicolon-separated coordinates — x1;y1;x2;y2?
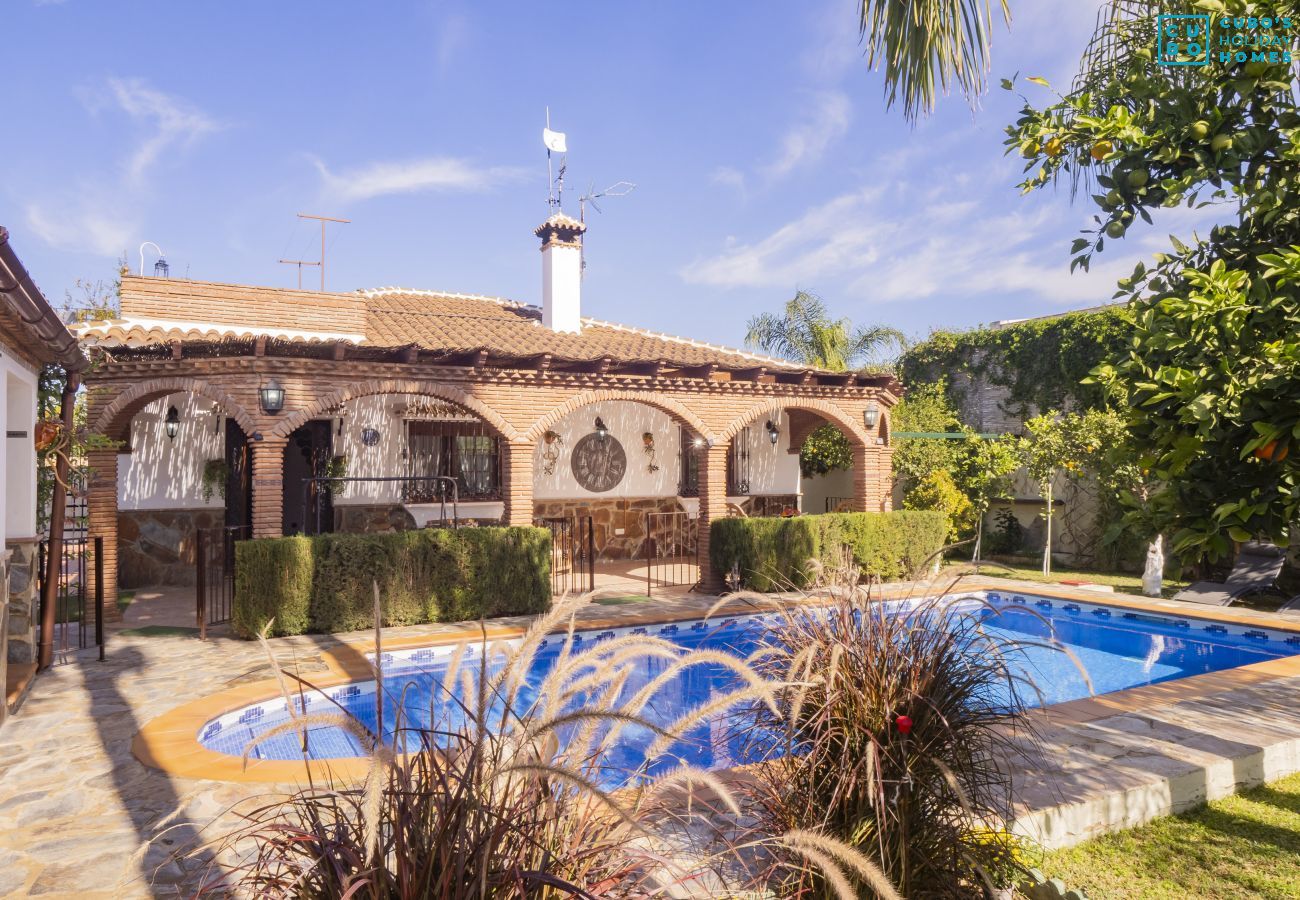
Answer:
199;592;1299;780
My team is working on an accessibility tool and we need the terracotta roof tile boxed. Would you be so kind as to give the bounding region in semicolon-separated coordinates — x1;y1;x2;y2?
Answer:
361;289;805;370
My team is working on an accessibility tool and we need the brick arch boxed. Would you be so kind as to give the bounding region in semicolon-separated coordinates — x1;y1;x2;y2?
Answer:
720;397;870;449
270;378;520;441
92;377;257;441
524;389;718;445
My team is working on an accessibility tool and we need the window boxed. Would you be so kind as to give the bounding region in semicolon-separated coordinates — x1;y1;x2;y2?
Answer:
727;429;752;495
405;421;501;501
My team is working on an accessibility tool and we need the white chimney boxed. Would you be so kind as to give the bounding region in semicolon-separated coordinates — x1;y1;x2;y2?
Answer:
534;212;587;333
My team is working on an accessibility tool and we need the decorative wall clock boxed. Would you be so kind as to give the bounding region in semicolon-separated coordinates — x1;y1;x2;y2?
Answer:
570;432;627;492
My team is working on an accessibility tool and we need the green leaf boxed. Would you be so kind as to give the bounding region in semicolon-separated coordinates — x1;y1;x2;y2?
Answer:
1026;76;1050;88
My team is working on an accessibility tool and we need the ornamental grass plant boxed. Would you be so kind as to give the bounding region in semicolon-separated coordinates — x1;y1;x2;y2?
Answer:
724;558;1060;899
184;586;899;898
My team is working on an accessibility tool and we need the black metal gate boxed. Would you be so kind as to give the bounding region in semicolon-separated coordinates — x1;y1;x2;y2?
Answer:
196;525;249;638
36;535;87;660
644;511;699;595
537;516;594;597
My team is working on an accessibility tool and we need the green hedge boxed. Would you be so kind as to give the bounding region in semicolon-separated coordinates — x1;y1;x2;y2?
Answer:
233;526;552;638
709;511;950;592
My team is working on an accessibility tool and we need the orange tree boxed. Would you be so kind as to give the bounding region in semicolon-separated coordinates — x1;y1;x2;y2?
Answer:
1005;1;1300;566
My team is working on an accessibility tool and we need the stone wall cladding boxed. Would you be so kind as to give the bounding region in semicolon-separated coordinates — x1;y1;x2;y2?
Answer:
117;509;223;587
4;541;37;664
532;496;697;560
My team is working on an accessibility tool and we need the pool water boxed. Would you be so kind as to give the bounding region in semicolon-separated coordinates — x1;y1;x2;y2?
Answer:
200;593;1298;781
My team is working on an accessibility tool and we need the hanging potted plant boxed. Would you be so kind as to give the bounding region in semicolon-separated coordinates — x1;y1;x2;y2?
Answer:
324;454;349;496
201;458;230;503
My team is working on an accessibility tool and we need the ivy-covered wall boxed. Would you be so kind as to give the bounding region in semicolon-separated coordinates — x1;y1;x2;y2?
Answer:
900;307;1128;430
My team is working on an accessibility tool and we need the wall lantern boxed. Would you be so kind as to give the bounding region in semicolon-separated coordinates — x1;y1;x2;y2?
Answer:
594;417;609;440
259;378;286;414
164;405;180;440
864;400;880;430
361;427;381;447
765;420;781;446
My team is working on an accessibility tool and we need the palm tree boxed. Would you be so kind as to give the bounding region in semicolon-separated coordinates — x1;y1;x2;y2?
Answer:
859;0;1012;122
744;291;903;372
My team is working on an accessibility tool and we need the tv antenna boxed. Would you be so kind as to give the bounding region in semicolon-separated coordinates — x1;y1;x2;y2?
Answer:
578;180;636;225
577;181;636;276
278;257;321;290
295;213;350;291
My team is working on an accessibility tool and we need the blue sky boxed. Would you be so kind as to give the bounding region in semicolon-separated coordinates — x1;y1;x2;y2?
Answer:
5;1;1199;350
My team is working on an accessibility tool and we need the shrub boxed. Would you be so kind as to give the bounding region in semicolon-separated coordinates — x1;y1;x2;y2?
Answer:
710;510;949;591
233;527;552;638
903;469;976;541
984;507;1026;556
232;535;314;638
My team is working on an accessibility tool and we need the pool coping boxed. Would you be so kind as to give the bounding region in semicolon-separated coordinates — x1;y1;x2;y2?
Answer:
132;576;1300;786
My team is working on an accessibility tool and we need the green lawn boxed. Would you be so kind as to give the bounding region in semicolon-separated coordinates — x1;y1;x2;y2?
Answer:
1039;771;1300;899
947;560;1189;598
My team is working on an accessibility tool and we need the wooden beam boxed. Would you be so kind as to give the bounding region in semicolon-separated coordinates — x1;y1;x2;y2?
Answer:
402;345;419;364
473;349;490;369
254;336;267;357
170;342;182;360
597;356;614;375
534;353;552;373
332;343;347;361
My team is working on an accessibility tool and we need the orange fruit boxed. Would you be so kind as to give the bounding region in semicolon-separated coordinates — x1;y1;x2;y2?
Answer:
1254;440;1290;462
1045;137;1064;158
1091;140;1114;160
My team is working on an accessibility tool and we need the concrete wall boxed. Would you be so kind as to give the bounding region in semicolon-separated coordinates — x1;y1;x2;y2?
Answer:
3;354;39;542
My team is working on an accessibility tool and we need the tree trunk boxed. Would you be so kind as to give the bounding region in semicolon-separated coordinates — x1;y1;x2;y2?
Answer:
1041;482;1053;576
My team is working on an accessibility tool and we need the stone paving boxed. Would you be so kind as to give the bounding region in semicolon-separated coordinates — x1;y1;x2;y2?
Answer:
0;579;1299;896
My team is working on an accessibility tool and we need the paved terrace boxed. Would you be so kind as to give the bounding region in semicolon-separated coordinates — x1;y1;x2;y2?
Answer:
1;577;1299;896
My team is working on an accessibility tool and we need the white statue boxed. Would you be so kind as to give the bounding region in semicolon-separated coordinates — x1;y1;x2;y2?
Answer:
1142;535;1164;597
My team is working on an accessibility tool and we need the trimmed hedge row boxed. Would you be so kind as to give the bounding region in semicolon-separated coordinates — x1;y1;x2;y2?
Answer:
233;526;552;638
709;510;950;592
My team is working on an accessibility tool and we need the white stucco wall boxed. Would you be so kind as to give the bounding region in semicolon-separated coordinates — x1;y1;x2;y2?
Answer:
2;353;39;541
332;395;404;506
118;393;225;511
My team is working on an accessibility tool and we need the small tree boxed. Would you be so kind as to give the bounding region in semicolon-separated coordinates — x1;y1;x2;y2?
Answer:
1018;414;1079;575
959;434;1021;561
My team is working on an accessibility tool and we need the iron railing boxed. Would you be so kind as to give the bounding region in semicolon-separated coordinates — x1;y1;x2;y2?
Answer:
644;511;699;596
536;516;595;597
299;475;462;534
36;534;104;663
196;525;250;639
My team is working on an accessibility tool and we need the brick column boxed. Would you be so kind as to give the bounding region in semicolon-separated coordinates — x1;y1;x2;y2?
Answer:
851;442;894;512
501;440;536;527
697;444;730;593
250;437;288;539
85;449;120;624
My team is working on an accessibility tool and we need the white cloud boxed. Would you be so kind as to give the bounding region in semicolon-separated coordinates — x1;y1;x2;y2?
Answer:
313;156;528;203
710;166;746;192
681;173;1214;308
99;77;221;184
25;201;134;257
760;91;851;179
681;187;883;288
